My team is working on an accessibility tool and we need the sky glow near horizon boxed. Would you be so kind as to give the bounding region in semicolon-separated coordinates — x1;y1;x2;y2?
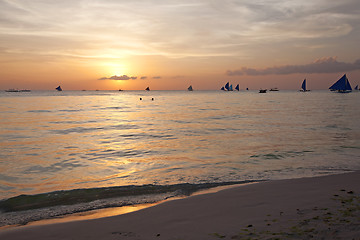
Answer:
0;0;360;90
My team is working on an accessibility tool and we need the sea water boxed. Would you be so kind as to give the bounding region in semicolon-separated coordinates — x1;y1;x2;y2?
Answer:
0;90;359;225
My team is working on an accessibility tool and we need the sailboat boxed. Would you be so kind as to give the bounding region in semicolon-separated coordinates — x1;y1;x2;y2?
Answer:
355;85;359;91
188;85;193;91
235;84;240;91
329;74;352;93
299;79;310;92
145;87;150;91
221;82;236;91
55;86;62;91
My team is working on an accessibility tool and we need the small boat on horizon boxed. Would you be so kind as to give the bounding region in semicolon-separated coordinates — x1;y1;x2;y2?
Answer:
188;85;193;91
354;85;359;91
299;79;310;92
55;86;62;91
5;89;31;92
259;89;267;93
235;84;240;91
269;88;279;91
329;74;352;93
145;87;150;91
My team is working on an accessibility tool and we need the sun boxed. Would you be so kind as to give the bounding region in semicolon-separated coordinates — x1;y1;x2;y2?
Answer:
104;63;128;77
97;62;136;89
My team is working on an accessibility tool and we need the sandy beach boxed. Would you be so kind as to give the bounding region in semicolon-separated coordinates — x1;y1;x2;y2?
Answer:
1;171;359;240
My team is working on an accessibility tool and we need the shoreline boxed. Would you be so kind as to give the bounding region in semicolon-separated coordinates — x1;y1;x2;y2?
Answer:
0;182;259;229
0;181;260;228
1;171;359;239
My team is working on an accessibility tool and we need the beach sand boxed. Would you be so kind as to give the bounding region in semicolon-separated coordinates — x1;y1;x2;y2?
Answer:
1;171;359;239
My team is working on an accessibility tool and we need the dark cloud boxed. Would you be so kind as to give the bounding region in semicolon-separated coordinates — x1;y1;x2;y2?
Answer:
227;57;360;76
140;76;147;79
98;75;137;80
152;76;162;79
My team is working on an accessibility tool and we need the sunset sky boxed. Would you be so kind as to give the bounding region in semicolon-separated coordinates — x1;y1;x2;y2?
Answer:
1;0;359;90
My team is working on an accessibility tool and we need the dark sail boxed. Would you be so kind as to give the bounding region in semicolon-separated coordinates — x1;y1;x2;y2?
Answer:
301;79;306;91
329;74;352;92
224;82;230;91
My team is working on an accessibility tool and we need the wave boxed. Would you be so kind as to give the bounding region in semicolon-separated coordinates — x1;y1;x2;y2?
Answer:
0;181;259;227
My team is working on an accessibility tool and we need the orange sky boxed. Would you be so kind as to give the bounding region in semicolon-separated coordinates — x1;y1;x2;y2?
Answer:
1;1;360;90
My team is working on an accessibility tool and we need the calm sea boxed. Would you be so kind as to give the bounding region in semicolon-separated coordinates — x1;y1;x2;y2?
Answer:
0;90;359;225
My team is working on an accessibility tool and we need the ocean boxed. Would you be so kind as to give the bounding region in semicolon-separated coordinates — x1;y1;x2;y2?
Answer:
0;90;359;226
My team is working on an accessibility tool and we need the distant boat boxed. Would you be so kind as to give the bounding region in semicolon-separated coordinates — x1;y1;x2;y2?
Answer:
5;89;19;92
269;88;279;91
5;89;31;92
223;82;234;91
221;82;238;91
329;74;352;93
355;85;359;91
55;86;62;91
300;79;310;92
145;87;150;91
188;85;193;91
246;88;249;91
259;89;267;93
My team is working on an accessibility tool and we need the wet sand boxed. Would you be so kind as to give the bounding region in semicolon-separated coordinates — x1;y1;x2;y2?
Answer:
1;171;359;239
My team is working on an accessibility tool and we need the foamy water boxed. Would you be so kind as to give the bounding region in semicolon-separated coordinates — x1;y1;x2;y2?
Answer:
1;90;360;201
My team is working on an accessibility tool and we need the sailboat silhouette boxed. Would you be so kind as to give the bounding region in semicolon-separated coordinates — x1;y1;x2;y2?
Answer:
329;74;352;93
299;79;310;92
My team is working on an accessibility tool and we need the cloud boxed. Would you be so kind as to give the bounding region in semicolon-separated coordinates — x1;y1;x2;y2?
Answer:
99;75;163;81
98;75;137;80
1;1;359;60
226;57;360;76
